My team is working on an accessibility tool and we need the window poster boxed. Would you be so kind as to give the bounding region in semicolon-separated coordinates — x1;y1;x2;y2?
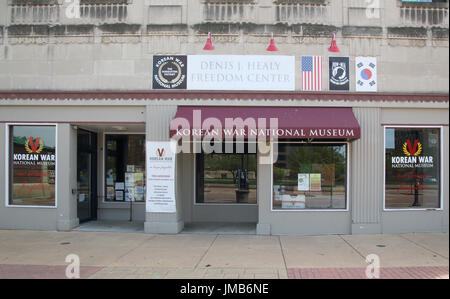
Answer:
135;186;145;202
310;174;322;191
385;127;441;209
134;172;144;186
125;188;135;202
106;187;115;201
298;173;310;191
106;176;114;186
146;141;176;213
115;190;124;201
9;125;56;206
115;182;124;190
125;173;135;187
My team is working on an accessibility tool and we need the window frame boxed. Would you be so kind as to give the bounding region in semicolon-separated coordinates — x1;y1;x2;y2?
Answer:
270;141;350;213
5;123;58;209
193;142;259;206
102;132;146;204
383;125;444;211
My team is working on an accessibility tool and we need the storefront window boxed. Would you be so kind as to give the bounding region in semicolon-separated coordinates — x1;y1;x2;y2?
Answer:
8;125;56;206
272;143;347;210
384;127;441;209
196;146;257;204
105;134;146;202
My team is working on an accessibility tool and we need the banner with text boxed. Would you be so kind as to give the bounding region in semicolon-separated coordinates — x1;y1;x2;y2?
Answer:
186;55;295;91
146;141;176;213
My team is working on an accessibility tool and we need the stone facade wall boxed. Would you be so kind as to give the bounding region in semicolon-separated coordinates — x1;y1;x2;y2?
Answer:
0;0;448;92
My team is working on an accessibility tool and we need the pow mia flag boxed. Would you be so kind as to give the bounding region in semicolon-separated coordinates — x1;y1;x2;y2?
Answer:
329;57;350;91
152;55;187;89
356;57;377;92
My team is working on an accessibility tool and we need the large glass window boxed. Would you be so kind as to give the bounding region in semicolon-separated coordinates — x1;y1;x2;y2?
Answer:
385;127;441;209
8;125;56;206
272;143;347;210
196;147;257;204
105;134;146;202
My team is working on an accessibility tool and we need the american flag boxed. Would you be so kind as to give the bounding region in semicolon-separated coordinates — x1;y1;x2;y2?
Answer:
302;56;322;91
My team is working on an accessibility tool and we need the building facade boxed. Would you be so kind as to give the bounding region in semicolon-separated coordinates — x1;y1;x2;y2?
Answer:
0;0;448;235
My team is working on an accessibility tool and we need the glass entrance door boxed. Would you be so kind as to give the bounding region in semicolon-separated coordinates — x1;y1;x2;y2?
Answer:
77;129;97;223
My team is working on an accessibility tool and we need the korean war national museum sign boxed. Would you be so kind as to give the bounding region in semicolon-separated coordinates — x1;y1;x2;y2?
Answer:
153;55;295;91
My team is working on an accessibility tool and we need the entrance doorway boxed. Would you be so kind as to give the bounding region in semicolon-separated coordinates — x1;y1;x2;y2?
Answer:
185;145;259;232
77;129;98;223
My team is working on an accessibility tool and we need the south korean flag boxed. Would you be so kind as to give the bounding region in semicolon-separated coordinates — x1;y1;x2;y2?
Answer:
356;57;377;92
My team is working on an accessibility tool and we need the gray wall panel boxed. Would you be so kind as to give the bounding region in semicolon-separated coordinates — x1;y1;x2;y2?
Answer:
56;124;79;231
145;104;183;233
0;106;146;123
351;108;382;233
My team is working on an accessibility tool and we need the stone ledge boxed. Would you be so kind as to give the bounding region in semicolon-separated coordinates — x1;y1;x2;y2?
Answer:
192;23;338;36
98;23;141;35
432;27;449;39
192;22;242;34
293;23;338;36
50;25;95;36
387;26;428;38
8;24;49;36
342;26;383;37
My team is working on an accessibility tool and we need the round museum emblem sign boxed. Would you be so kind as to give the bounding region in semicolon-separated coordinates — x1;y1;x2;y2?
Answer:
152;55;187;89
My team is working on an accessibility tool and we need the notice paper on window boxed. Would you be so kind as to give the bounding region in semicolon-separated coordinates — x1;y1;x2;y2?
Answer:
125;173;135;187
115;182;124;190
106;187;114;200
298;173;310;191
115;190;124;201
309;174;321;191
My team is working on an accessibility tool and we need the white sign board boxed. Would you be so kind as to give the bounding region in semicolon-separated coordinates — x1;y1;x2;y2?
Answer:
187;55;295;91
146;141;176;213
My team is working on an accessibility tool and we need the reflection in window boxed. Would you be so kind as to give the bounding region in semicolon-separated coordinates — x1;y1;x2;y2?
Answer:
9;125;56;206
196;152;257;204
385;127;441;209
105;134;146;202
273;143;347;210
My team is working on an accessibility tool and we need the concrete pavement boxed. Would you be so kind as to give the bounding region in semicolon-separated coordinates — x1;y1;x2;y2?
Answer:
0;230;448;279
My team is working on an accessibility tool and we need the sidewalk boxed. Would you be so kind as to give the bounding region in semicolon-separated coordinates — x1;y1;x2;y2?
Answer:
0;230;448;279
